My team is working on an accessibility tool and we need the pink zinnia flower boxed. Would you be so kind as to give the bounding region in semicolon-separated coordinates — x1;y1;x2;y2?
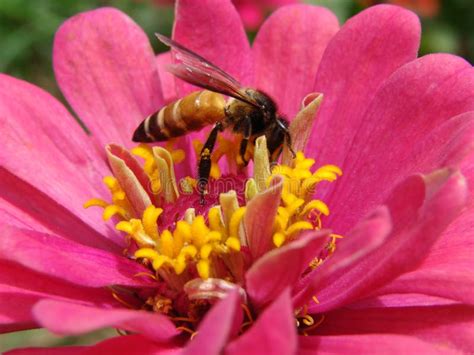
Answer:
1;1;473;353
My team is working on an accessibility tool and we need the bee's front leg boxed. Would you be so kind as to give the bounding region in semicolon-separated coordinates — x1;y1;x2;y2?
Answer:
238;119;252;167
198;122;223;205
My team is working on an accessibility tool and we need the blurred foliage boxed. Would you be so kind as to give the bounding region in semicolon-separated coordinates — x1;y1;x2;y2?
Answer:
0;328;117;353
0;0;473;351
0;0;173;97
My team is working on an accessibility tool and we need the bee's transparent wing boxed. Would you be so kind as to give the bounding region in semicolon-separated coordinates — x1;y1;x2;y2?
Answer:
157;34;260;108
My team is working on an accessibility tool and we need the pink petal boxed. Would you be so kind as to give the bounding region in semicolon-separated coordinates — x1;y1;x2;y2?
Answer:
244;175;283;260
409;112;474;176
184;290;242;355
382;194;474;304
314;304;474;353
292;206;392;309
0;226;153;288
326;55;474;233
173;0;252;95
156;51;178;104
307;170;468;313
0;199;51;233
106;144;152;216
308;5;421;167
299;334;451;355
81;335;180;355
0;74;119;251
421;148;474;266
33;300;178;342
0;260;114;333
54;7;163;148
378;268;474;306
235;2;263;29
7;335;180;355
400;136;474;294
282;93;323;165
353;294;460;308
253;5;339;118
246;230;330;310
0;292;39;332
226;289;297;355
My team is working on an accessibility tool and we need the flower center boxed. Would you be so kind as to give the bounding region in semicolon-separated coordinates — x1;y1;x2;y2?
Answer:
84;135;342;335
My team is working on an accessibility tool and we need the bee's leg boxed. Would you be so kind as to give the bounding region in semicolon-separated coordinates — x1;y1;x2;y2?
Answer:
276;118;296;158
284;130;296;158
198;122;223;205
239;120;252;166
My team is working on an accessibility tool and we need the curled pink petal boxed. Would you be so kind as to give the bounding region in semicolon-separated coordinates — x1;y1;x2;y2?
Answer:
106;144;152;216
244;175;283;260
293;206;392;309
307;170;468;313
33;300;178;342
246;230;330;310
282;93;323;165
184;290;243;355
226;289;297;355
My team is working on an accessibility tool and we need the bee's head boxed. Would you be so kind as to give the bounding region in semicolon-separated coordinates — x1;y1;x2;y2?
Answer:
246;89;277;117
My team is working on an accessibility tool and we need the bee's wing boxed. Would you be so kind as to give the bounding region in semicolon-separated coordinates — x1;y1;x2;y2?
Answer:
157;34;261;108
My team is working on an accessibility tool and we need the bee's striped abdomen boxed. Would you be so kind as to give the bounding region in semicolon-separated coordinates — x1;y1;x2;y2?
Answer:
132;90;226;142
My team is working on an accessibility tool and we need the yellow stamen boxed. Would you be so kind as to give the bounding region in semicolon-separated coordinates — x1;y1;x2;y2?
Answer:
160;230;175;258
286;221;313;236
142;205;162;240
191;216;210;248
197;259;210;279
208;206;226;236
103;205;127;221
300;200;329;217
225;237;241;251
200;244;213;259
229;207;246;240
273;232;286;248
175;220;192;243
83;198;108;208
135;248;160;260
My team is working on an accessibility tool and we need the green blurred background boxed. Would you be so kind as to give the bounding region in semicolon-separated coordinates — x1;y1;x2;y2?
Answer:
0;0;472;352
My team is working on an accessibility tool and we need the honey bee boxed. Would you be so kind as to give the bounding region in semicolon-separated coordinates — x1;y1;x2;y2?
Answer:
133;34;294;203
